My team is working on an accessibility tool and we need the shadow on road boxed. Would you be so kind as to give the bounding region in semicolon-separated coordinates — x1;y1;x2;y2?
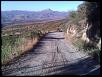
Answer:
3;57;100;75
44;37;64;39
2;32;100;75
52;57;100;75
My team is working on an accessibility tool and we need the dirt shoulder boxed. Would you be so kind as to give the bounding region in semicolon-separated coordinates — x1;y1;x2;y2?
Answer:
2;32;100;76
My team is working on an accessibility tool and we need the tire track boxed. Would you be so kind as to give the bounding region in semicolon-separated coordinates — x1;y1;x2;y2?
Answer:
2;32;100;76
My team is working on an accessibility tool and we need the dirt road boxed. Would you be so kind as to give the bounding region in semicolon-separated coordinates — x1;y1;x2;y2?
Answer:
2;32;100;76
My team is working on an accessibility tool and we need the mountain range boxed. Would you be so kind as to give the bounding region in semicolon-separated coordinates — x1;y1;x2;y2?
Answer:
1;9;69;26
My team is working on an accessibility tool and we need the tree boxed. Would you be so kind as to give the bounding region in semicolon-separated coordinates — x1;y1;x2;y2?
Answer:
77;1;87;19
69;11;77;19
85;2;100;42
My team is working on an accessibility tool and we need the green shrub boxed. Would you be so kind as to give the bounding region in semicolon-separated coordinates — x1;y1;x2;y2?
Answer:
73;38;100;62
72;38;85;50
1;30;44;64
83;42;100;62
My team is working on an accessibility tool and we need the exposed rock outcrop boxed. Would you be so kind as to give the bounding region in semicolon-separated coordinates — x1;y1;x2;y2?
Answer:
66;18;100;50
67;24;77;36
66;18;87;38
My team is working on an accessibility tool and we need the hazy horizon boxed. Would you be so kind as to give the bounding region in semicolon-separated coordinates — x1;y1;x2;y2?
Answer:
1;1;83;12
1;8;68;12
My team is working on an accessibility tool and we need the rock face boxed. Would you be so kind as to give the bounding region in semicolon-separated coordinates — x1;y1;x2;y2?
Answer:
97;38;101;50
81;23;90;43
86;22;100;46
66;18;87;38
81;32;89;43
67;24;77;36
66;18;100;50
86;2;100;49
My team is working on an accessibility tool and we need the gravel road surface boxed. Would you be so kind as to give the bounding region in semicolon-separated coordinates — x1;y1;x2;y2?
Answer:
2;32;100;76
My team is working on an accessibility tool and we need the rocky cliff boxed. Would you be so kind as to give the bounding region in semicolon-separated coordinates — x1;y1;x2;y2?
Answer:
66;2;100;50
66;18;100;50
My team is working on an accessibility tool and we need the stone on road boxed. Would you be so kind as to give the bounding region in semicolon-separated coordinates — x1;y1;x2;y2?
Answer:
1;32;100;76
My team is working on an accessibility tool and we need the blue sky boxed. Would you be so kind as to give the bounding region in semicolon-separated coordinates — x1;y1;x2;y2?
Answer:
1;1;83;12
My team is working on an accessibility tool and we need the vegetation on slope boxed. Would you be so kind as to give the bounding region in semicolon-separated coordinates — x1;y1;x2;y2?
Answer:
1;19;65;65
1;31;41;64
64;2;100;62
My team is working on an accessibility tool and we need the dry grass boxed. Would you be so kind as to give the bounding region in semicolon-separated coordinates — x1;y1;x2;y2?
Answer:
1;36;39;65
20;37;38;53
1;19;65;65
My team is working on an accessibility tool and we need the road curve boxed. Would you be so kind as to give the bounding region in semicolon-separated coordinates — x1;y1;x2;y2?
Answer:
2;32;100;76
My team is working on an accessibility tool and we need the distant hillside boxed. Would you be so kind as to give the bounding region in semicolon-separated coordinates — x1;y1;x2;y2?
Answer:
1;9;69;27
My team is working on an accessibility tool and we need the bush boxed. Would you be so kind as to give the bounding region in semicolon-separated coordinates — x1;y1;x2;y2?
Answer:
72;37;100;63
1;35;23;64
83;42;100;62
72;38;85;50
1;30;43;64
